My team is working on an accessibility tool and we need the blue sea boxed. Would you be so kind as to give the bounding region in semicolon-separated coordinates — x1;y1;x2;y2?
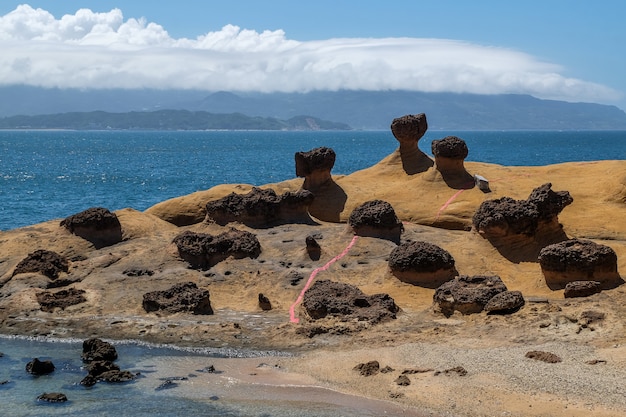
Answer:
1;130;625;232
1;129;625;416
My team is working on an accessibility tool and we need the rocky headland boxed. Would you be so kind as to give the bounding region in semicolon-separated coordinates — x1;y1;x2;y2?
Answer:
1;113;625;417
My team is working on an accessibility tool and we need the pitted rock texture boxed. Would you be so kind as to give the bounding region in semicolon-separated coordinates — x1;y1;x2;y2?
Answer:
564;280;603;298
473;183;573;240
539;239;620;288
142;282;213;315
37;288;87;312
295;147;336;177
302;280;399;324
305;235;321;261
60;207;123;248
348;200;403;243
484;290;525;314
205;187;314;227
12;249;69;280
390;114;428;145
433;275;508;316
173;229;261;270
388;241;457;287
431;136;469;159
82;338;118;362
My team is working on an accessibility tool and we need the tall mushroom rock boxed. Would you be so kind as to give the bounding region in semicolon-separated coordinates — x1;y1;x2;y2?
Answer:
390;113;433;174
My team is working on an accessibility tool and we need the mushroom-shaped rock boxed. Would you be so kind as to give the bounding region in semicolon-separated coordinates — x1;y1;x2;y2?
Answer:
26;358;55;375
472;183;572;261
12;249;69;280
302;280;399;324
295;147;336;189
433;275;508;316
205;187;314;227
564;281;603;298
60;207;123;248
484;290;525;314
82;338;118;363
36;288;87;312
348;200;403;243
388;241;457;288
172;229;261;270
142;282;213;315
538;239;620;289
390;114;433;174
430;136;474;189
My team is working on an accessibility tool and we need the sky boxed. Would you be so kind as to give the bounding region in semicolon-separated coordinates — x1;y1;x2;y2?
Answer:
1;1;625;111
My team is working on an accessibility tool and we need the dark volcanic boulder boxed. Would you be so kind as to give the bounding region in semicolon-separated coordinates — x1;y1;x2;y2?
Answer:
81;338;118;363
205;187;314;227
60;207;123;248
295;147;336;190
302;280;398;324
473;183;572;238
431;135;471;179
431;136;469;160
390;114;433;174
173;228;261;269
564;281;603;298
388;241;457;288
348;200;403;243
143;282;213;315
36;288;87;312
433;275;508;316
305;235;321;261
12;249;69;280
484;290;525;314
539;239;620;289
37;392;68;403
26;358;55;375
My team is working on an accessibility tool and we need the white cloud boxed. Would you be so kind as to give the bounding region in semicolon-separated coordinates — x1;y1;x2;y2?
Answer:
0;4;621;104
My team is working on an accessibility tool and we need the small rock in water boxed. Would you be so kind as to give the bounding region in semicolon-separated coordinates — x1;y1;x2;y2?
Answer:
37;392;68;403
155;379;179;391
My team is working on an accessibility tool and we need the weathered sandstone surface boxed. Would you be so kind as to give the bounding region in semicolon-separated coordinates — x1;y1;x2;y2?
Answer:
1;115;625;417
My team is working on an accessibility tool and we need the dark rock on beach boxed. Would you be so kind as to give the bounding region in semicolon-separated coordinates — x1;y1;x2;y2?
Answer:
26;358;55;375
37;392;68;403
354;360;380;376
60;207;123;248
388;241;457;288
539;239;620;289
173;229;261;270
302;280;399;323
434;275;508;316
12;249;69;280
205;187;315;227
348;200;403;243
564;280;603;298
37;287;87;312
305;235;321;261
525;351;562;363
82;338;118;363
143;282;213;315
258;293;272;311
484;290;525;314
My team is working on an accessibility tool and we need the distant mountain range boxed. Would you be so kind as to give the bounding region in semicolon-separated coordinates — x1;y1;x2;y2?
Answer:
0;110;350;131
1;86;625;130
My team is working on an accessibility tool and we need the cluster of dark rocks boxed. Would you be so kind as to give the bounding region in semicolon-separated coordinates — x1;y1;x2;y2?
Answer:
21;338;135;405
143;281;213;315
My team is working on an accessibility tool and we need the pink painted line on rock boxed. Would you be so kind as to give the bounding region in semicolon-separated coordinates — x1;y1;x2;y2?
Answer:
289;234;360;323
436;189;466;220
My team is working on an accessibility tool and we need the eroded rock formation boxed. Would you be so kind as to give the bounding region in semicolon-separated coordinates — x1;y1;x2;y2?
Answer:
539;239;621;289
433;275;508;316
388;241;457;288
295;147;347;222
564;281;603;298
12;249;69;280
26;358;55;375
431;136;474;189
348;200;403;243
60;207;123;248
82;338;118;362
172;229;261;270
205;187;314;227
390;114;433;174
472;183;573;261
36;288;87;312
143;282;213;315
302;280;399;324
484;290;525;314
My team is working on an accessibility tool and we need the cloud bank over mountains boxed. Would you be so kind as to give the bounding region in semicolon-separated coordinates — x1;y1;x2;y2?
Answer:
0;4;621;105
